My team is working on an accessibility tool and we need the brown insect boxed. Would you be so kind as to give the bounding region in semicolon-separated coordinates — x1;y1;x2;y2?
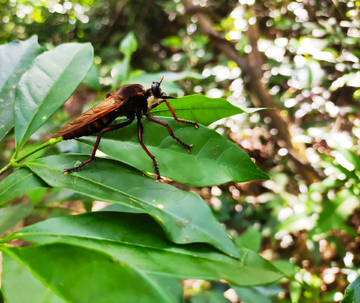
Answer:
53;77;198;181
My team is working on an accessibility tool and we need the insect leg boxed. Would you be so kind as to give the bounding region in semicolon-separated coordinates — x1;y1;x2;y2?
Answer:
150;96;198;128
145;114;194;153
64;118;134;173
149;96;174;109
137;116;162;181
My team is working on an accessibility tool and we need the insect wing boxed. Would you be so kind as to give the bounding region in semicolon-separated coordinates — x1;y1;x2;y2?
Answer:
53;95;125;138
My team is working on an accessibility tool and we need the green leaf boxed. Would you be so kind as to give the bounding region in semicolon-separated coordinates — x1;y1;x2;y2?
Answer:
272;260;297;278
162;35;182;48
120;32;138;58
149;274;184;303
26;188;46;205
150;95;245;126
334;146;360;173
341;275;360;303
14;42;94;153
234;285;283;303
79;117;269;186
313;189;359;237
331;71;360;91
1;243;175;303
0;168;48;205
101;203;145;213
26;155;240;258
236;228;262;252
0;35;43;141
0;202;33;235
111;58;130;88
6;212;283;285
82;64;101;91
290;281;302;303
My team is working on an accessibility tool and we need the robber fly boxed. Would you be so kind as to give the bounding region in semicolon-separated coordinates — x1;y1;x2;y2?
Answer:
53;77;198;181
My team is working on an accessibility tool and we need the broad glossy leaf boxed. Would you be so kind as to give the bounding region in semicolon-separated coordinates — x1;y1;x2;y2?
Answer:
14;43;94;152
6;212;283;285
125;71;204;94
26;155;240;258
82;64;101;91
79;117;269;186
0;202;33;235
341;275;360;303
150;95;245;126
1;243;175;303
0;36;43;141
0;168;48;205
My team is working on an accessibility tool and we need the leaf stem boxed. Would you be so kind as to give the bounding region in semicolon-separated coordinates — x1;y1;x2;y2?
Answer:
0;163;12;176
0;137;63;176
15;137;63;163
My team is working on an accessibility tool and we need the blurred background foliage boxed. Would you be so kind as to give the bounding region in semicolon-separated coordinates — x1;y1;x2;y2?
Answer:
1;0;360;302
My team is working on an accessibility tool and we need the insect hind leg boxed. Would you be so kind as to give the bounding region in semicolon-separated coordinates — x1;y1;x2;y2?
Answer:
64;118;134;174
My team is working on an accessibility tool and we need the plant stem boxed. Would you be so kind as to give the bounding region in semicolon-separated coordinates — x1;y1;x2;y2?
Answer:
0;137;63;176
14;137;63;164
0;163;12;176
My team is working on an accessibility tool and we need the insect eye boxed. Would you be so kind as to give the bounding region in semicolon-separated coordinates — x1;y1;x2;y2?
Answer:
106;92;113;98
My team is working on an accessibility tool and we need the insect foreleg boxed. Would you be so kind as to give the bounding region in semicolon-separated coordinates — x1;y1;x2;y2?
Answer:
150;98;198;128
145;114;194;153
64;117;135;173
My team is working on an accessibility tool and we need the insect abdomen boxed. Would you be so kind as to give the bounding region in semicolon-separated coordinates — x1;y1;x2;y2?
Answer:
62;114;116;140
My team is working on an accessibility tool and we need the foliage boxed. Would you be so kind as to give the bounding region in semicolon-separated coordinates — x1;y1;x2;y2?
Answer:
0;36;279;302
1;0;360;302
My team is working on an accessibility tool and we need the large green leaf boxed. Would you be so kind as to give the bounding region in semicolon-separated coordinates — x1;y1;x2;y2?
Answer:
78;117;269;186
82;64;101;91
0;202;33;235
0;168;48;205
149;95;245;126
0;36;43;141
5;212;283;285
341;275;360;303
1;243;175;303
26;155;240;258
14;42;94;152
